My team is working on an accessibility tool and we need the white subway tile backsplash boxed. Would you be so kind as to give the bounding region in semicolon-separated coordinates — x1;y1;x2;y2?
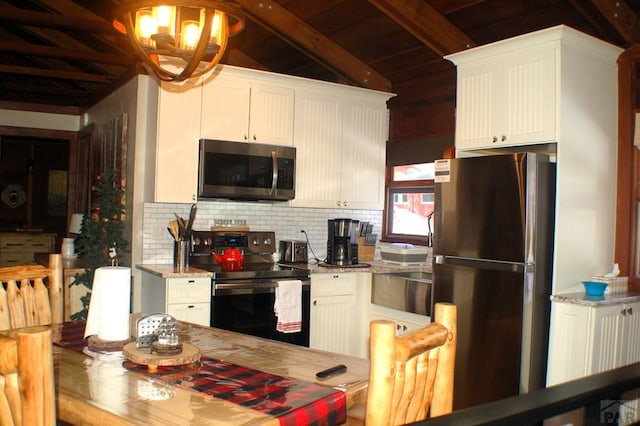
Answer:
143;201;382;264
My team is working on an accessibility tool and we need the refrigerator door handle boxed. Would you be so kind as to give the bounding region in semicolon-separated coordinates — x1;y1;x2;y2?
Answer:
435;255;531;273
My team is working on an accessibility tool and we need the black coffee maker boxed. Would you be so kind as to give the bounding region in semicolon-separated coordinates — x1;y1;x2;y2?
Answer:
327;218;359;265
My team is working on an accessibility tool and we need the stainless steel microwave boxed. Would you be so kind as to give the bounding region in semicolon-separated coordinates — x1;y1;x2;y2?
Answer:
198;139;296;201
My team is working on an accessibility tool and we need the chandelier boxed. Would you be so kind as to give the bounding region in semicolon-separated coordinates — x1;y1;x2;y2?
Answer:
112;1;244;81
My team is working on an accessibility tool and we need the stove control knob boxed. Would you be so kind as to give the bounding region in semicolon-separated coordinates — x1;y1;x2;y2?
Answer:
193;237;201;246
264;238;272;246
251;238;259;246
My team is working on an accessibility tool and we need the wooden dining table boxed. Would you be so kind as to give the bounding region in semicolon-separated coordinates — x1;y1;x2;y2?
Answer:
51;319;370;425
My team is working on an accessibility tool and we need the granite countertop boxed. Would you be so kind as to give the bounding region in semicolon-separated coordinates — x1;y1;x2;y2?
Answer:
136;264;213;278
307;260;432;274
138;259;432;278
551;289;640;307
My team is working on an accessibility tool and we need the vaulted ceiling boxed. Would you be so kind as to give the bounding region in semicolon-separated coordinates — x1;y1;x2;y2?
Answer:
1;0;639;114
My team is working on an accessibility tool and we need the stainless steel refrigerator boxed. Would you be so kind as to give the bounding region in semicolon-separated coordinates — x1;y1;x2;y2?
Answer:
432;152;556;410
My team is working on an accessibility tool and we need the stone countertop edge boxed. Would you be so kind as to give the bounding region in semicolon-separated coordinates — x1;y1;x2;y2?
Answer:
137;260;432;278
551;290;640;307
136;264;213;278
305;260;432;274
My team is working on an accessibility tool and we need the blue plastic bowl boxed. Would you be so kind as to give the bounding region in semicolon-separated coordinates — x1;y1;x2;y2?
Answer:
583;281;608;297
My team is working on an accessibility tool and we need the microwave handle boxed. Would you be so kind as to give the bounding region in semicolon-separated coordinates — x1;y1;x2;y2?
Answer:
270;150;278;195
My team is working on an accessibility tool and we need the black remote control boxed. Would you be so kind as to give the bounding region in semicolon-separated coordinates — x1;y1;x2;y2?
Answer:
316;364;347;378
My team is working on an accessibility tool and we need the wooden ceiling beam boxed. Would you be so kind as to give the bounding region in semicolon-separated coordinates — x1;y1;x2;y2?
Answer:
0;41;132;65
234;0;391;92
0;7;114;33
369;0;476;56
0;65;112;83
590;0;640;43
225;49;271;72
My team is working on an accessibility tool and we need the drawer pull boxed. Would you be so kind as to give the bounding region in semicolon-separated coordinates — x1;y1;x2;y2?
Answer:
188;305;195;309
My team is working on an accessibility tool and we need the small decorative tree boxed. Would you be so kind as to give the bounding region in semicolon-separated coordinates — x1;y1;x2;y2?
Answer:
70;170;128;320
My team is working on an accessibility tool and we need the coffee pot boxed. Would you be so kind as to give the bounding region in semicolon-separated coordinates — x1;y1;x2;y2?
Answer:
212;248;244;271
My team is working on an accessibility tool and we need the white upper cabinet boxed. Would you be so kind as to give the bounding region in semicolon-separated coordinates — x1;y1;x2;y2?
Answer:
447;25;621;157
291;90;343;207
201;72;294;145
155;76;202;203
292;89;391;210
340;98;388;209
151;65;392;204
454;44;556;150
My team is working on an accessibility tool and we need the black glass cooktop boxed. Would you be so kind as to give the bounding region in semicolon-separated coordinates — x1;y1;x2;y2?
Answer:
192;262;309;281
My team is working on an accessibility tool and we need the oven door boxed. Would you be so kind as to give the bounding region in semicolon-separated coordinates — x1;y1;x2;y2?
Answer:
211;279;310;347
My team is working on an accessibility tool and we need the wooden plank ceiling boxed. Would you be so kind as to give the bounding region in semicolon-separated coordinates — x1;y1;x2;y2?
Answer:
0;0;638;114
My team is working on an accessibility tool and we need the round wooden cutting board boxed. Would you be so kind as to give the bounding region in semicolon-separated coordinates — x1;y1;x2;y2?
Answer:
123;342;201;371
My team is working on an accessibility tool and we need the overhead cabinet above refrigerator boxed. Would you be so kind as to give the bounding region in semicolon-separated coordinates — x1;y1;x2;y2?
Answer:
445;25;622;295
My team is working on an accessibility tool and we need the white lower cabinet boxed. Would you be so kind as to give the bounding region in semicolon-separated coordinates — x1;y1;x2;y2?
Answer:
141;273;211;327
547;300;640;386
310;272;370;358
369;304;430;335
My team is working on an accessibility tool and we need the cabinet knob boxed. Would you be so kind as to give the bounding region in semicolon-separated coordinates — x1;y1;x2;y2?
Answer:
628;307;633;315
313;300;317;306
396;324;401;331
621;308;627;316
343;201;347;207
402;325;408;331
253;134;257;141
336;201;341;207
501;135;507;142
492;136;498;143
244;134;248;140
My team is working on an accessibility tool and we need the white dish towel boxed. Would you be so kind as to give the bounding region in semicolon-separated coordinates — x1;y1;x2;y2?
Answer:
274;280;302;333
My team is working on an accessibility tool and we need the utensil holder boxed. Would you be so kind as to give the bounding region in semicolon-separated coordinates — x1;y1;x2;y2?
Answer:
173;240;189;270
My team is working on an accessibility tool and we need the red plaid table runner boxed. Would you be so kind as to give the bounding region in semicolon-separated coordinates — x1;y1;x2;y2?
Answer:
54;321;346;426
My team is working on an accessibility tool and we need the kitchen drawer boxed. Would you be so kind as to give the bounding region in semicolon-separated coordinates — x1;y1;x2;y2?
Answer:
167;302;210;326
1;235;54;251
166;277;211;303
0;252;39;266
311;273;356;297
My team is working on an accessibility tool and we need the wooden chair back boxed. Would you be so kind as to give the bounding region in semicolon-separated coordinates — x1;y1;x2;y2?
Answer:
365;302;457;426
0;325;56;425
0;254;63;330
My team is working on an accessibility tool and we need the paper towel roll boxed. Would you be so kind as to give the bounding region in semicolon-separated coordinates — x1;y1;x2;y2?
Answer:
84;266;131;341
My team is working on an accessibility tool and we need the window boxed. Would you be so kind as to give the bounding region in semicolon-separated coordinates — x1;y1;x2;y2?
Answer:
382;163;435;245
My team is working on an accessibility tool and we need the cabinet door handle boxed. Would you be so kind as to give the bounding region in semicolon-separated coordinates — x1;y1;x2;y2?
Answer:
621;308;627;316
313;300;317;306
627;307;633;315
492;136;498;143
396;324;401;331
188;305;195;309
501;135;507;142
402;325;408;331
253;134;257;141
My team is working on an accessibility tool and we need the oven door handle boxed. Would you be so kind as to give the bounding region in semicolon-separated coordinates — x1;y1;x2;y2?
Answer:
214;281;310;296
